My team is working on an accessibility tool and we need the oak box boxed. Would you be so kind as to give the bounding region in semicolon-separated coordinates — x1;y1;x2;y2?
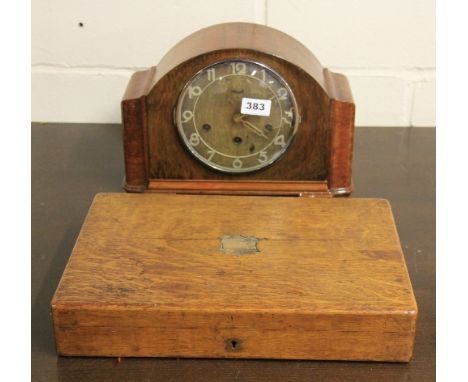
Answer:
51;193;417;361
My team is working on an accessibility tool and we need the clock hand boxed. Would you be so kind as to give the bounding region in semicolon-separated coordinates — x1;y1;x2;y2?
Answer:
241;120;269;139
232;113;269;139
239;116;269;139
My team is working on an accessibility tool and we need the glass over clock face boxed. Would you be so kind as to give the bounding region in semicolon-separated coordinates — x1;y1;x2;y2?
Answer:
175;60;299;173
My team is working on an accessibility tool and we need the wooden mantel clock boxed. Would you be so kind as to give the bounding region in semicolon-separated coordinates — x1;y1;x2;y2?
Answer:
52;23;417;362
122;22;354;197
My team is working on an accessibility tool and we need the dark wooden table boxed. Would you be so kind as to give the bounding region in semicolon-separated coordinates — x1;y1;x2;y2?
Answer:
32;124;435;382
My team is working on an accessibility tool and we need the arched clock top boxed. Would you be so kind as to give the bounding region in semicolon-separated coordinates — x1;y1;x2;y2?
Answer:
154;23;326;91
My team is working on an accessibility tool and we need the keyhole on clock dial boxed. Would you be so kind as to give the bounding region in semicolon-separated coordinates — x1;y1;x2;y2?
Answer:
233;136;242;144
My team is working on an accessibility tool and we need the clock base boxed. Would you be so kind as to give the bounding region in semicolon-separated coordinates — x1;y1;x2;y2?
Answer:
51;193;416;361
143;179;337;197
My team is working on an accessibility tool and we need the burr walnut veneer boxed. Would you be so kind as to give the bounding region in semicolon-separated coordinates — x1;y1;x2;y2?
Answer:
52;193;417;361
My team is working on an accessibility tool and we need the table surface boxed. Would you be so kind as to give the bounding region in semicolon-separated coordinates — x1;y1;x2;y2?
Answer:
32;123;435;382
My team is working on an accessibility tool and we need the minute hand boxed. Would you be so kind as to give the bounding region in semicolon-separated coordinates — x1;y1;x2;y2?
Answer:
241;120;268;139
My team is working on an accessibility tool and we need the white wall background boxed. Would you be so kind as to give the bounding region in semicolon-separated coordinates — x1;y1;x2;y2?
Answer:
32;0;435;127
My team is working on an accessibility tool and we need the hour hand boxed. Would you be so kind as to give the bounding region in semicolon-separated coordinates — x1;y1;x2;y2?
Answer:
241;119;269;139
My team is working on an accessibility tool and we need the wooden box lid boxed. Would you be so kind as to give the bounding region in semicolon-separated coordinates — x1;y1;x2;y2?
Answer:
52;193;417;361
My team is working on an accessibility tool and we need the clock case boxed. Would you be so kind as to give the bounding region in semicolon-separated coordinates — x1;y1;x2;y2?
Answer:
122;23;355;197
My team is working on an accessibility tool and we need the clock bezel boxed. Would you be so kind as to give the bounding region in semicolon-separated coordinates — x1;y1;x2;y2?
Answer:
174;59;300;174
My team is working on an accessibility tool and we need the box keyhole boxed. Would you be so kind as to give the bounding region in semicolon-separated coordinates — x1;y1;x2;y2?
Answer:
226;338;242;352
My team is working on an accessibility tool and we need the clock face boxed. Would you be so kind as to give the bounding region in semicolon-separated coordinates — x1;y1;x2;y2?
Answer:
175;60;299;173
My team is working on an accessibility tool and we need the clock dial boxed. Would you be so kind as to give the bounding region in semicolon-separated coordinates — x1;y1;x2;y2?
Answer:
175;60;299;173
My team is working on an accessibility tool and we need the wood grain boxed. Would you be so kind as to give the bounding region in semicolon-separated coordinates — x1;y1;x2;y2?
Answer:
121;68;155;191
325;70;355;195
52;193;417;361
121;22;355;195
153;22;326;90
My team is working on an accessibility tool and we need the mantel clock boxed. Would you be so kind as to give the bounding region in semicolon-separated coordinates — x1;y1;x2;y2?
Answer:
122;22;355;196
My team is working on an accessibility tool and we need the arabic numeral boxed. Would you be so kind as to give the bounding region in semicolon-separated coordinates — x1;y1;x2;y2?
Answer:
277;87;288;100
207;68;216;82
189;133;200;146
274;135;286;148
232;158;243;169
181;110;193;123
258;151;268;164
206;150;215;161
282;116;292;126
231;62;247;75
188;85;202;99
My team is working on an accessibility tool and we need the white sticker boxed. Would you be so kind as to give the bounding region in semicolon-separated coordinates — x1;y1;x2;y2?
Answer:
240;98;271;117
